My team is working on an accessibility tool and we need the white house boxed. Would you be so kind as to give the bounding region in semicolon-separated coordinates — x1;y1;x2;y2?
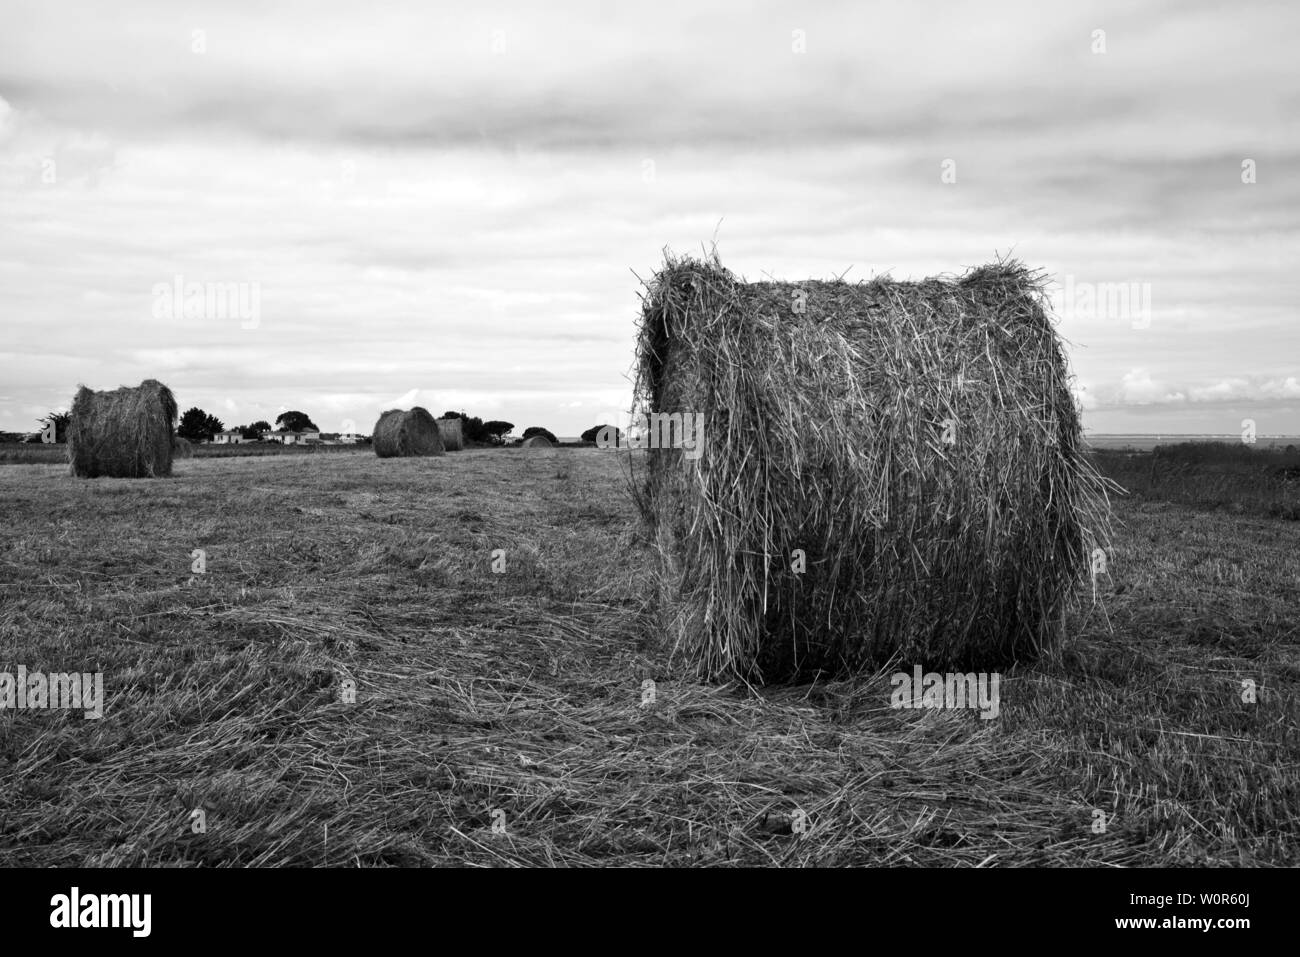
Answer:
264;429;321;445
213;430;248;445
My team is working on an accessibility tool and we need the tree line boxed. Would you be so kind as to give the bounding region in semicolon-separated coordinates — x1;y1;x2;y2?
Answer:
27;406;616;446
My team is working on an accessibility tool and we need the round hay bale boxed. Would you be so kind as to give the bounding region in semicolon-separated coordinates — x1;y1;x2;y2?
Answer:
636;253;1111;683
373;407;444;458
436;417;464;451
520;434;554;449
172;436;194;459
67;379;178;478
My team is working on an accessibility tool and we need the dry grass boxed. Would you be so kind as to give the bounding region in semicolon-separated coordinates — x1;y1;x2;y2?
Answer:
0;449;1294;866
67;379;177;479
0;443;373;465
635;252;1113;683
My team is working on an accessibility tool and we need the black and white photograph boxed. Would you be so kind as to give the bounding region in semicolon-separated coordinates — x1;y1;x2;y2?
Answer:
0;0;1292;931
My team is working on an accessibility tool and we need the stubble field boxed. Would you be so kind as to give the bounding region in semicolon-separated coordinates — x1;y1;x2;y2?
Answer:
0;448;1296;866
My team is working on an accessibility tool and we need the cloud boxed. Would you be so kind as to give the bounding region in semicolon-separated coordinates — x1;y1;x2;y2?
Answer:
1263;376;1300;399
1;1;1297;435
1117;369;1185;406
1187;376;1300;403
1071;380;1099;412
1090;370;1300;411
385;388;422;410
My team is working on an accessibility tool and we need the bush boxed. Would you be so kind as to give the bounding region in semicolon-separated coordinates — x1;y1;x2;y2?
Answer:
581;424;620;445
522;426;558;445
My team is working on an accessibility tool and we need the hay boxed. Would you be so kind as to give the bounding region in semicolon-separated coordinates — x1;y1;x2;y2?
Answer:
373;407;444;458
635;252;1111;683
172;436;194;459
520;434;554;449
67;379;178;479
436;418;464;451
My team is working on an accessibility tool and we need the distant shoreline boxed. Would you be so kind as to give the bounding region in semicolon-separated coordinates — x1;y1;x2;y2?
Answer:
1085;433;1300;450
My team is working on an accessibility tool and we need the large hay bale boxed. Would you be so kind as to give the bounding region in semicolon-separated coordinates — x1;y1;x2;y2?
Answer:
520;434;554;449
636;253;1110;683
67;379;178;478
373;407;444;458
436;417;464;451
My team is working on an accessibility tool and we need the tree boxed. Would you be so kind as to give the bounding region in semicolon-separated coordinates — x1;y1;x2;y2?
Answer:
247;420;272;438
482;421;514;444
275;411;318;433
581;424;620;445
37;411;71;443
178;407;223;442
523;426;558;445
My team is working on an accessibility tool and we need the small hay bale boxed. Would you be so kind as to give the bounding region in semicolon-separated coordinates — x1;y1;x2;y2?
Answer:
373;407;444;458
520;434;554;449
436;417;464;451
636;252;1111;683
67;379;178;478
172;436;194;459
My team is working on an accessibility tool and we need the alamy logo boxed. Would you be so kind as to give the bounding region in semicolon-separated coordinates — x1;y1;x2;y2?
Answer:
594;411;705;460
151;274;261;329
0;666;103;719
1049;275;1152;329
50;887;151;937
890;666;1000;719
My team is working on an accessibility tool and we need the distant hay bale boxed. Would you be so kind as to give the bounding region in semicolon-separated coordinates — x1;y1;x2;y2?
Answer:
636;252;1111;683
67;379;178;479
172;436;194;459
373;407;444;458
436;417;464;451
520;434;554;449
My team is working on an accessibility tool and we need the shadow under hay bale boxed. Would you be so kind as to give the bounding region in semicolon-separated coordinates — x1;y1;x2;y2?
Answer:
67;379;178;479
373;407;444;458
636;252;1112;684
436;417;464;451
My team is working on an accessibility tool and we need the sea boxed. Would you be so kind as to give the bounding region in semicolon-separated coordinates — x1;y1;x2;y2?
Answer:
1085;434;1300;451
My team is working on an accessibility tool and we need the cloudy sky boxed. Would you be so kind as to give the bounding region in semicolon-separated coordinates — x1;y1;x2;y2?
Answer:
1;0;1296;437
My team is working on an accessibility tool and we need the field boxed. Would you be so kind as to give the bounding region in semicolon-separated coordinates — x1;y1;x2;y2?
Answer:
0;442;372;465
1;446;1297;866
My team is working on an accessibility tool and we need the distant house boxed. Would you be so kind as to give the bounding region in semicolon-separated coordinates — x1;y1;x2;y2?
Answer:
213;430;248;445
264;429;321;445
337;433;366;444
